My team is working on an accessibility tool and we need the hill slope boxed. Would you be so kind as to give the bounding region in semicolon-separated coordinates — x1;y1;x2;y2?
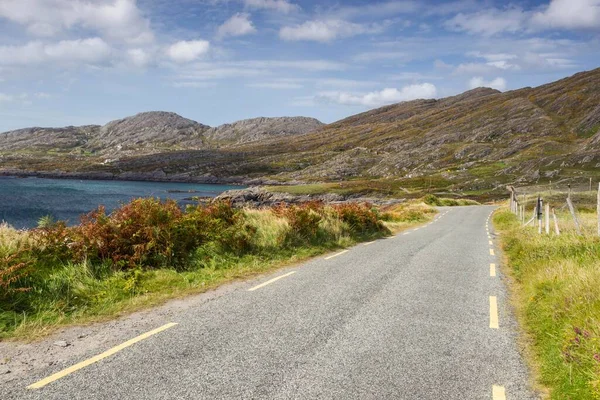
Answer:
1;68;599;197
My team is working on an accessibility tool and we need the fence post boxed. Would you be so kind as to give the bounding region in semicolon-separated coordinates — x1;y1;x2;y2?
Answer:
537;196;543;234
545;203;550;235
566;196;582;236
552;207;560;235
521;204;525;225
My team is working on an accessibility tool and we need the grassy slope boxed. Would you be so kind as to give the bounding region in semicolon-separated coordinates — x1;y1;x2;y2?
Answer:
0;203;435;341
494;208;600;399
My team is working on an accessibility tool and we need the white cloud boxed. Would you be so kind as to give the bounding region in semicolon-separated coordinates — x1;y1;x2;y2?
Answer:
246;82;303;89
217;13;256;39
469;76;506;91
444;7;527;36
34;92;51;99
0;38;112;66
316;79;380;88
166;40;210;63
0;0;154;44
127;48;151;67
44;38;112;63
172;81;217;88
243;0;299;13
531;0;600;30
318;83;437;107
0;93;14;102
280;19;380;42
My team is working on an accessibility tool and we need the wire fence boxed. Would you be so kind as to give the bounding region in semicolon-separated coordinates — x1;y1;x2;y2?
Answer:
508;183;600;236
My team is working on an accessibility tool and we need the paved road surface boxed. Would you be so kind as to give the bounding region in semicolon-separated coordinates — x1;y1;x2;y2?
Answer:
3;206;537;399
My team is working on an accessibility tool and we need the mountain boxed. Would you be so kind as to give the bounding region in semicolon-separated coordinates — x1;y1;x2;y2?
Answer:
1;68;600;197
205;117;323;145
0;113;321;156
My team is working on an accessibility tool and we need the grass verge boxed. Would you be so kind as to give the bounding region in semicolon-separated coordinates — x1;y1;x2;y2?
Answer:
1;200;434;341
493;208;600;399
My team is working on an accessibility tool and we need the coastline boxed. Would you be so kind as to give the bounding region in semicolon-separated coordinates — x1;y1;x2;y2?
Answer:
0;168;262;186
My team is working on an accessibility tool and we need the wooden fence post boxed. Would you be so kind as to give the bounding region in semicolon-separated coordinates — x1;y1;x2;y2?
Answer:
537;196;543;234
566;196;582;235
552;208;560;235
545;203;550;235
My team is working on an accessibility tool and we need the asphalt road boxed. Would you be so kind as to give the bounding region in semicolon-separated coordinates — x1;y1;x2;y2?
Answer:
3;206;537;399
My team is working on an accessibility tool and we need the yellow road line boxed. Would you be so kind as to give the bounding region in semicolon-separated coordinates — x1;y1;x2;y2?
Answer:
363;241;376;246
248;271;296;291
492;385;506;400
324;250;349;260
403;232;410;235
489;296;499;329
27;323;178;389
490;263;496;277
490;249;495;256
489;240;493;245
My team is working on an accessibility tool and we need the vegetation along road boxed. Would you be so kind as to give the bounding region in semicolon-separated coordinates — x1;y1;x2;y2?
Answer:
2;206;537;399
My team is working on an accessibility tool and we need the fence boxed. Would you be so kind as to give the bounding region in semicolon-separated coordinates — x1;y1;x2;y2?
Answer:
507;183;600;236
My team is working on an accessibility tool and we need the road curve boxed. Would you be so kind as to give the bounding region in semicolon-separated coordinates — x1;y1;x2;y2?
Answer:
3;206;537;399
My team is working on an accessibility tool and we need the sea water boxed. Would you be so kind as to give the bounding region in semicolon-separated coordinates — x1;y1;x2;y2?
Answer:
0;176;241;229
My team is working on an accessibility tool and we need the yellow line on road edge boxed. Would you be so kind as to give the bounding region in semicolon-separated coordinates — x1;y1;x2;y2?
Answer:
490;248;495;256
325;250;349;259
493;385;506;400
248;271;296;291
489;240;493;245
490;263;496;277
363;241;376;246
489;296;499;329
27;323;178;389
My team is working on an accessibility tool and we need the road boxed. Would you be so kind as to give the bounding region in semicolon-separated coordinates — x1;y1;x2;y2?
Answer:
2;206;537;399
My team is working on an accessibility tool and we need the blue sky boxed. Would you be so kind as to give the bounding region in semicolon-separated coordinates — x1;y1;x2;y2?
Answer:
0;0;599;131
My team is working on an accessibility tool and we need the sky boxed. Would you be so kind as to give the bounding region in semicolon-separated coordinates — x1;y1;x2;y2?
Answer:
0;0;598;131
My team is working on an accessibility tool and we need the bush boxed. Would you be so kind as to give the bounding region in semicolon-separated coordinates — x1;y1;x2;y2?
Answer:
332;203;385;234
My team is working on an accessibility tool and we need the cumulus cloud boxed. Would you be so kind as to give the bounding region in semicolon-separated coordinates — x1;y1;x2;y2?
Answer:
0;0;154;44
469;76;506;91
0;38;112;65
243;0;299;13
531;0;600;30
317;83;437;107
166;40;210;63
280;19;380;42
217;13;256;39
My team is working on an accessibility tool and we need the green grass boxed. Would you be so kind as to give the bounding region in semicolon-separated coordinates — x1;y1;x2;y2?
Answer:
0;202;435;341
494;209;600;399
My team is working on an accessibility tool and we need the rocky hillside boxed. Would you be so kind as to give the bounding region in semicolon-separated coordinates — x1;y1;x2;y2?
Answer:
205;117;323;145
0;113;322;157
1;68;600;197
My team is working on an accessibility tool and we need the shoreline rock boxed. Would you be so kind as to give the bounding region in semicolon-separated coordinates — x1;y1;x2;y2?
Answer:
214;187;405;207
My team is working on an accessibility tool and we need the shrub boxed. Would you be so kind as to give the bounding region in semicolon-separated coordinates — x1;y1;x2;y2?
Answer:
332;203;385;234
423;194;441;206
274;203;323;244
